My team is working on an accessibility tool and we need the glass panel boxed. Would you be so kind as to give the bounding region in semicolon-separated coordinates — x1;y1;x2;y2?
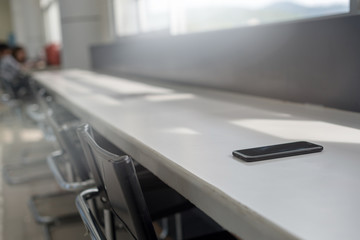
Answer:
114;0;169;36
114;0;141;36
138;0;169;32
171;0;350;34
112;0;350;36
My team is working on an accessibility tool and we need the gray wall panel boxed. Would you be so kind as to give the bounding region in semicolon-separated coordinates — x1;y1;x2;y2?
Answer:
91;15;360;113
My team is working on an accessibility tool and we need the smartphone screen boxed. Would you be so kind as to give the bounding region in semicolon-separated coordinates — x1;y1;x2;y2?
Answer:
232;141;323;162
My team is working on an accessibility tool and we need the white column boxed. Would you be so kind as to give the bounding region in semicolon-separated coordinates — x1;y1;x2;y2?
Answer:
10;0;45;59
58;0;111;69
0;0;12;40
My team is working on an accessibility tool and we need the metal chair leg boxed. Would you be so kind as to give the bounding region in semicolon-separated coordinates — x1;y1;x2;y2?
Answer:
104;209;115;240
28;191;80;240
175;213;183;240
42;224;52;240
159;217;169;239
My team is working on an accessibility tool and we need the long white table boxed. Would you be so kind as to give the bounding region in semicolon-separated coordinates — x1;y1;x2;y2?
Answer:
34;69;360;240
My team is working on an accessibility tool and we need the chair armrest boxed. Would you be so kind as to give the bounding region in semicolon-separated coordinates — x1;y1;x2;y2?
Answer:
76;188;106;240
47;150;95;192
26;104;46;122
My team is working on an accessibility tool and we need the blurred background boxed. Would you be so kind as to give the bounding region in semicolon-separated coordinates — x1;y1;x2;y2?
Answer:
0;0;355;70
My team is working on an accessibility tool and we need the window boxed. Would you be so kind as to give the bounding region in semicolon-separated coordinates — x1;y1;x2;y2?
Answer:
114;0;141;36
113;0;350;36
138;0;169;32
171;0;350;34
114;0;169;36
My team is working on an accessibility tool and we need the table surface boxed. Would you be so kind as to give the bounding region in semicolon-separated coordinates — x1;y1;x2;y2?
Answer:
34;69;360;240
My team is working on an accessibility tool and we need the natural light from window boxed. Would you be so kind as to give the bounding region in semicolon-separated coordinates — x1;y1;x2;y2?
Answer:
231;119;360;144
113;0;350;35
169;0;350;34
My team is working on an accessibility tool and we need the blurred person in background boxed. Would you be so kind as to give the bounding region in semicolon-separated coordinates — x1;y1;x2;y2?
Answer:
0;43;14;93
0;42;11;63
12;46;27;64
0;43;20;81
0;44;31;98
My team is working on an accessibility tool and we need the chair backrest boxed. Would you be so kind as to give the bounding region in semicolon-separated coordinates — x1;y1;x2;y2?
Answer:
76;124;157;240
35;87;89;181
36;87;53;113
28;78;38;97
77;124;111;210
47;112;90;181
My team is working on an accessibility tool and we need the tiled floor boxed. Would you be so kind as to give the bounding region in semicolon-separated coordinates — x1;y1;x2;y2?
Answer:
0;103;90;240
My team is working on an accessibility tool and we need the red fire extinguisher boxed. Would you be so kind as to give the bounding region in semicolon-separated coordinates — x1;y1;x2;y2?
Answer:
45;44;60;66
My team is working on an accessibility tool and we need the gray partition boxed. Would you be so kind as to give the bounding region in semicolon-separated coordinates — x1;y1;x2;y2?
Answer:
91;15;360;113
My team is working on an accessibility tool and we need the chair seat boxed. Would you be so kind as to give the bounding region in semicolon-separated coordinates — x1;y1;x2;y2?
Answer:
188;231;237;240
28;191;80;224
144;187;194;220
136;165;194;220
136;164;171;191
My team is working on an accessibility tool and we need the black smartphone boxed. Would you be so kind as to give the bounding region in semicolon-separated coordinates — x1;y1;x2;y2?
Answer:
232;141;323;162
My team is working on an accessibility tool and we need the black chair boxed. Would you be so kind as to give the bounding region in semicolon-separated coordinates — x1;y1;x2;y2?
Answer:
45;108;93;189
0;72;32;100
27;92;91;240
0;76;18;100
77;124;195;239
2;84;55;185
76;124;237;240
